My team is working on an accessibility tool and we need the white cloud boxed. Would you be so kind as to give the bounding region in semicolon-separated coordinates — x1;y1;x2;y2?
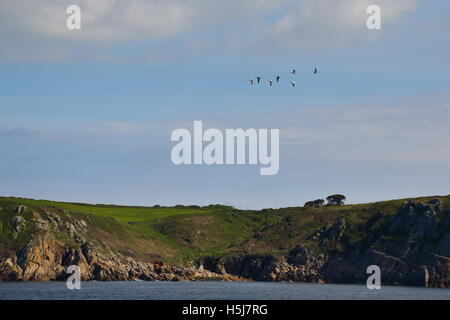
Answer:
0;0;288;40
0;0;421;61
267;0;420;50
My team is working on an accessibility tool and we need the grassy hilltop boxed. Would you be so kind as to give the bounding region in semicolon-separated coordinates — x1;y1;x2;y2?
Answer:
2;195;449;266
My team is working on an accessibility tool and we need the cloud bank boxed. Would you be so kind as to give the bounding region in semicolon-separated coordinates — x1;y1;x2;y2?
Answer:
0;0;421;61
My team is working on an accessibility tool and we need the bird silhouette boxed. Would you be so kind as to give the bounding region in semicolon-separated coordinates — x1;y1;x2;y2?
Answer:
268;80;273;86
290;69;296;75
249;79;254;85
256;76;262;84
313;68;318;74
276;75;280;82
291;81;296;87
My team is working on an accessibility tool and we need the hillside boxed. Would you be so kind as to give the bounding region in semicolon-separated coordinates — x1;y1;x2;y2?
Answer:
0;195;449;287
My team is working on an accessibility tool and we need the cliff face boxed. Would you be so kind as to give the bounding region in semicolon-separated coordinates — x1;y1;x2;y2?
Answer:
0;234;238;281
0;204;240;282
202;199;450;287
0;235;240;281
320;199;450;287
0;197;449;287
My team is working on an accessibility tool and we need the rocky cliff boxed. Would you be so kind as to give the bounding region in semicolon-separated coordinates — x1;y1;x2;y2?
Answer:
0;197;449;287
0;204;240;282
201;199;450;287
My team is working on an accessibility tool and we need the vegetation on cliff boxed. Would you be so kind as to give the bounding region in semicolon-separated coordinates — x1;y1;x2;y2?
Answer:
0;195;449;286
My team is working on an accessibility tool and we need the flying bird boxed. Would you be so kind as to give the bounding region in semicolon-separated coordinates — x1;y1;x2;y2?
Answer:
291;81;296;87
290;69;296;74
276;75;280;82
256;76;262;84
268;80;273;86
249;79;254;85
313;68;318;74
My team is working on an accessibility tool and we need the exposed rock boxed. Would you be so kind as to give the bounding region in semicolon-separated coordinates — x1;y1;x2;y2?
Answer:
389;200;438;239
288;245;309;266
45;211;61;229
305;217;346;243
79;219;87;228
436;233;450;257
12;216;26;233
17;233;65;281
64;221;85;244
324;216;346;241
320;200;450;286
62;248;91;280
16;205;27;213
202;254;323;283
65;222;77;237
32;212;51;231
0;231;242;282
0;258;23;281
428;198;442;211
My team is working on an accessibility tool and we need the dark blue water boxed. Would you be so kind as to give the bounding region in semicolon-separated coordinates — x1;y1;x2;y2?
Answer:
0;281;449;300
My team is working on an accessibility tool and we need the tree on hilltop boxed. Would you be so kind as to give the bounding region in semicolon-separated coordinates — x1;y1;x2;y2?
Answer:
326;194;346;206
304;199;325;208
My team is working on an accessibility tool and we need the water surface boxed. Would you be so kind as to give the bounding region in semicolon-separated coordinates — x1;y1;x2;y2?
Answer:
0;281;449;300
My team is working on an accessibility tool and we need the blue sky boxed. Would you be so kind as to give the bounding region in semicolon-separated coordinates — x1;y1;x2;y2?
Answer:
1;0;450;208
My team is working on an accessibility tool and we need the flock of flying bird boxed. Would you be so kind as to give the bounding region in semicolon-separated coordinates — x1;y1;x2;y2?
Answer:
249;68;318;87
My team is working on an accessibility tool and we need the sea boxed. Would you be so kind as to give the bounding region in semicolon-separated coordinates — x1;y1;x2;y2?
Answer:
0;281;449;300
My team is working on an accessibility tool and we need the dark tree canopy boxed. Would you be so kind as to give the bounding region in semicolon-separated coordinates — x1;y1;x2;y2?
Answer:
326;194;346;206
304;199;325;208
304;201;315;207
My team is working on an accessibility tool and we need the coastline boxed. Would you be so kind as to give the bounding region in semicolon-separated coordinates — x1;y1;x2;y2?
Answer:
1;196;449;288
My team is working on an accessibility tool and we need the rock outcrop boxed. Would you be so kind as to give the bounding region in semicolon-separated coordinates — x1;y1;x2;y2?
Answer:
0;232;242;282
389;200;439;239
201;251;324;283
201;199;450;287
320;199;450;287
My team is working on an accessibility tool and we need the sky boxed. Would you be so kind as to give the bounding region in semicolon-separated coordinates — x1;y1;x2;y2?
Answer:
1;0;450;209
